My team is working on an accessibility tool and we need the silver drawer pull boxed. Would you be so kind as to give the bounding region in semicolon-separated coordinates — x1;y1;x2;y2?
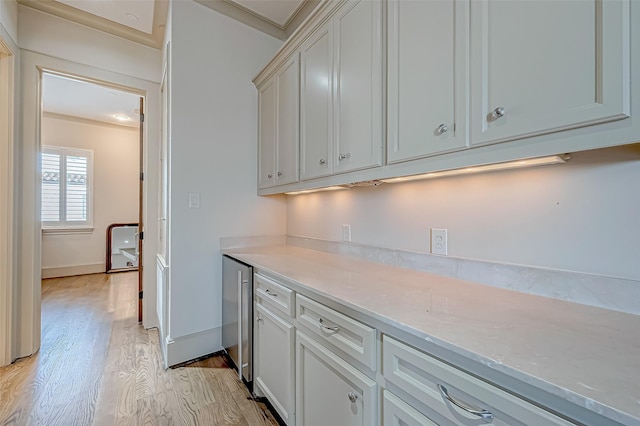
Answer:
438;384;494;421
319;318;339;332
265;289;278;298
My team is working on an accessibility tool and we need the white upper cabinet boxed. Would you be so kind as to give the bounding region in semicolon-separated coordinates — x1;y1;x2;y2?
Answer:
300;22;333;181
258;54;300;189
387;0;468;164
258;79;277;189
333;0;384;174
469;0;630;146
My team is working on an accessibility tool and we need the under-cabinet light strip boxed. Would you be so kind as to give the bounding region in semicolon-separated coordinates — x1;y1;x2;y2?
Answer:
285;155;569;194
379;155;569;184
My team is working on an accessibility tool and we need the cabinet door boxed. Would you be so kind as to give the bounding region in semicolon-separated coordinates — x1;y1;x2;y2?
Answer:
470;0;630;146
333;0;383;174
387;0;468;164
296;331;376;426
258;79;277;189
275;54;300;185
300;22;333;181
255;304;295;425
383;390;437;426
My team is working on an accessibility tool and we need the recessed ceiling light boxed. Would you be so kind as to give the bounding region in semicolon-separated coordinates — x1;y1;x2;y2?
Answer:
114;114;130;121
125;13;139;22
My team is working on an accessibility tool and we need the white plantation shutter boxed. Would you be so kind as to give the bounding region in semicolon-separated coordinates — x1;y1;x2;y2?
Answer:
42;146;93;229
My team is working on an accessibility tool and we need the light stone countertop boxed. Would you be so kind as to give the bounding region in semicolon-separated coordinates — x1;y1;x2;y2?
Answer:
223;245;640;426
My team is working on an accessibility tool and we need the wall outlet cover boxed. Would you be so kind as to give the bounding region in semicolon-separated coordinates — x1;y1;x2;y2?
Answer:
431;228;448;255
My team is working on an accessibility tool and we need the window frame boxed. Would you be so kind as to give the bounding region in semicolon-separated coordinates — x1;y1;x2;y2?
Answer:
41;145;94;233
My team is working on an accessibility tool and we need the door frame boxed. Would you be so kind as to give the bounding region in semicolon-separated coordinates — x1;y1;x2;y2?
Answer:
17;51;160;359
0;33;16;367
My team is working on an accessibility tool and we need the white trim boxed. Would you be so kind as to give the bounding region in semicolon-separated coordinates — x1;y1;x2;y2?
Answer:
19;50;160;359
0;29;16;367
164;327;221;368
41;263;104;279
42;227;94;235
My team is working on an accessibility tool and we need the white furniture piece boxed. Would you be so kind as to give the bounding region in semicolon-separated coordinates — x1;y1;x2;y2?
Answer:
249;268;583;426
253;273;295;424
257;54;299;189
382;335;573;425
386;0;468;163
296;331;377;426
299;0;384;180
468;0;629;147
253;0;636;195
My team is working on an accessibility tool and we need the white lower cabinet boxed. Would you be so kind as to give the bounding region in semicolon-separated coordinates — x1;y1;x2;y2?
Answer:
382;335;573;425
296;331;376;426
383;390;437;426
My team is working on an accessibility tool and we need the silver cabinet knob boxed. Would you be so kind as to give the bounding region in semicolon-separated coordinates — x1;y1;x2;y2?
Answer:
319;158;326;165
267;173;272;179
277;171;282;177
435;124;448;135
348;392;358;403
490;106;505;120
338;153;351;161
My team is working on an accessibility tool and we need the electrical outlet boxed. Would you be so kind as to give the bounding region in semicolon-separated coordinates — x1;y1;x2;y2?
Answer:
342;224;352;242
430;228;448;255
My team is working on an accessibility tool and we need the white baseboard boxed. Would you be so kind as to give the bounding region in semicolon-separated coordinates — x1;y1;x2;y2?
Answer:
164;327;222;367
42;263;104;278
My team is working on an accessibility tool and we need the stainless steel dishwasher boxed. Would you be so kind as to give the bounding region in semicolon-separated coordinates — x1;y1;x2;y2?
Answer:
222;255;253;388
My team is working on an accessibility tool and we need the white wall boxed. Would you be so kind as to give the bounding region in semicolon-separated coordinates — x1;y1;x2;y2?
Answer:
41;115;139;276
0;0;17;45
288;144;640;282
18;5;160;83
165;0;285;360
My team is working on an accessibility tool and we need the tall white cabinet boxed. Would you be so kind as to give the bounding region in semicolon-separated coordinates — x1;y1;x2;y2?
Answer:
332;0;383;174
300;0;384;180
257;54;300;189
469;0;630;146
300;22;333;180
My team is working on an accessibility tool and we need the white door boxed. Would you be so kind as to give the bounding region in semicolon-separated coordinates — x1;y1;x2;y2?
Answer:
300;22;333;180
258;79;277;189
255;303;295;425
387;0;468;164
469;0;630;146
275;54;300;186
333;0;383;174
296;331;376;426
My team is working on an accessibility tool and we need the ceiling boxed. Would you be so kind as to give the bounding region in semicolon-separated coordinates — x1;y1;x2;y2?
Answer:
18;0;313;48
42;73;142;128
23;0;313;128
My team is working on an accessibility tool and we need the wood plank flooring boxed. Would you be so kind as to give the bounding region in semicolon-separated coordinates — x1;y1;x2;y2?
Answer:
0;272;279;426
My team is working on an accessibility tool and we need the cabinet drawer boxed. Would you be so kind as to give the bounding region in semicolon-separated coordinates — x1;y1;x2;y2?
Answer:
383;390;437;426
382;336;573;425
255;273;294;317
296;294;376;370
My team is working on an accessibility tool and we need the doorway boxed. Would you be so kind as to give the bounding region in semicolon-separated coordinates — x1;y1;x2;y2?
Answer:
16;51;159;361
39;71;144;321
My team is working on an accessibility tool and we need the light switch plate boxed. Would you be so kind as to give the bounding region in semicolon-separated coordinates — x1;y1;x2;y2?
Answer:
342;224;351;242
431;228;447;255
189;193;200;209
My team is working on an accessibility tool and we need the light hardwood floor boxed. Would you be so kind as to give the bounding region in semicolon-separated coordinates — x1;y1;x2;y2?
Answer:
0;272;279;426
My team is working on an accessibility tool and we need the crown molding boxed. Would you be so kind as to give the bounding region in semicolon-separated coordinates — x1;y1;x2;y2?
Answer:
17;0;168;49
